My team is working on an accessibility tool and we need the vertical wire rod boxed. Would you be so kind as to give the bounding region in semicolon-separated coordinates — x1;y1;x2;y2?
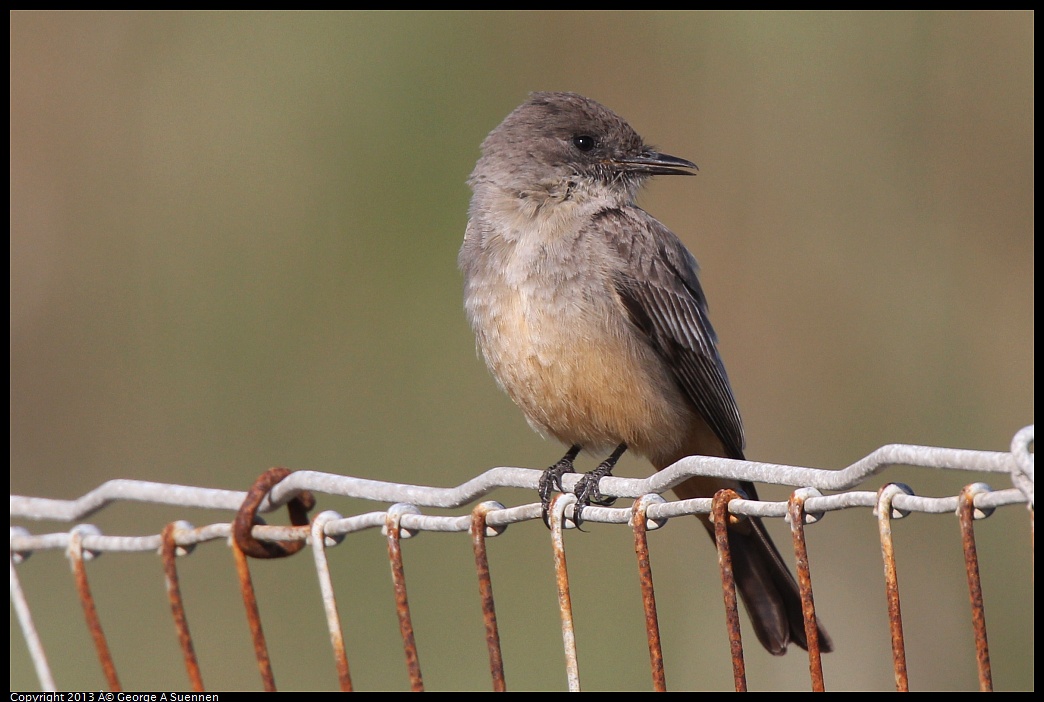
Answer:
385;504;424;692
711;489;746;692
470;502;507;692
787;489;827;691
231;538;276;691
957;484;993;692
10;536;57;692
549;492;581;692
631;495;667;692
67;527;121;691
310;511;353;692
876;483;911;692
160;522;204;691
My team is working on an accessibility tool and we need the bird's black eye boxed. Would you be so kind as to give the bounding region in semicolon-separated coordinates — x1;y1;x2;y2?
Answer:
572;135;596;152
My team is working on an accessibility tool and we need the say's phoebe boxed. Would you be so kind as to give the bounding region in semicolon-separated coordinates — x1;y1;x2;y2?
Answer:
459;92;831;655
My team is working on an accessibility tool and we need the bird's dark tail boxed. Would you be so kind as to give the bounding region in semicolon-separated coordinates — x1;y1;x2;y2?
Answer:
673;475;833;655
702;511;833;655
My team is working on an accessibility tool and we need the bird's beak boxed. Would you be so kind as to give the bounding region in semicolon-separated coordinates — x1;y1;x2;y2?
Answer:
612;151;698;176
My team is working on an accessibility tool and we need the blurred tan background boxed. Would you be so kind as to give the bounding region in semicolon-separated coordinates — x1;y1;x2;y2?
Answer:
10;11;1033;691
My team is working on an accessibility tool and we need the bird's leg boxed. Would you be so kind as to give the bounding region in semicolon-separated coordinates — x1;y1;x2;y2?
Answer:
539;445;582;518
573;443;628;524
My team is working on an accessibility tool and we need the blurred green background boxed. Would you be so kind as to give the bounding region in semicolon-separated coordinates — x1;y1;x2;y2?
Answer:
10;11;1033;691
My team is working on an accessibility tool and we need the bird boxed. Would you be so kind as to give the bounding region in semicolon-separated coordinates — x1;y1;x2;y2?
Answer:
458;91;831;655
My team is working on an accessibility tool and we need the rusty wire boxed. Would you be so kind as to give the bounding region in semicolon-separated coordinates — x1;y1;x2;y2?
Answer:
957;484;993;692
160;522;204;691
876;483;911;692
470;501;507;692
386;504;424;692
231;538;277;691
228;467;320;692
232;467;315;559
712;489;747;692
631;494;667;692
787;489;827;691
9;428;1035;691
67;527;121;691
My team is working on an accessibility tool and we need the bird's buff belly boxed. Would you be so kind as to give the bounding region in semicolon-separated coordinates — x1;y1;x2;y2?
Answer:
473;291;694;455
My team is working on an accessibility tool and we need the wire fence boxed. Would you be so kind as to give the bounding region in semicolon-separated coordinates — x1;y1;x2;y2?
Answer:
10;425;1034;691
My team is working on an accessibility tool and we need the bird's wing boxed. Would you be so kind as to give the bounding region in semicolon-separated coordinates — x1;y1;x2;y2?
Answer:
593;207;745;460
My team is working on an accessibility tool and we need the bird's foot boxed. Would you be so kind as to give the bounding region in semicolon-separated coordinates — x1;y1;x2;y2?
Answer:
572;444;627;526
539;446;581;526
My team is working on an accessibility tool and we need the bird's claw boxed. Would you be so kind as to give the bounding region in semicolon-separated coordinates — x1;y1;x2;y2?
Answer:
539;451;579;527
539;444;624;528
571;464;618;526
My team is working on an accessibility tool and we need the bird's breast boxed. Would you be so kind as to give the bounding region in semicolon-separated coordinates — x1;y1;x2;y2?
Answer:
462;217;694;455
